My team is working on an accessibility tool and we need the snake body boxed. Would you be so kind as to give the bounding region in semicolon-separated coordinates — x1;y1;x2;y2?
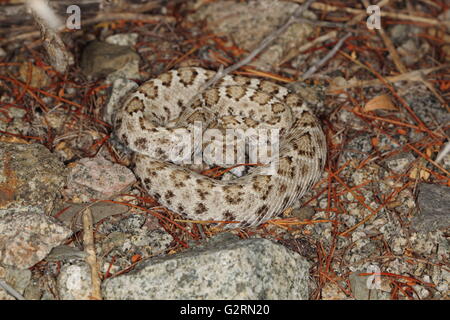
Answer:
115;67;326;228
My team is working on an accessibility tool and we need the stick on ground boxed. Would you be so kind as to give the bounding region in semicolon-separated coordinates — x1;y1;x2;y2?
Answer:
82;207;103;300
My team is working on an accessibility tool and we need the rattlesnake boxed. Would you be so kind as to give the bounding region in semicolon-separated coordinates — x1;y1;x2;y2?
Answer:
115;67;326;228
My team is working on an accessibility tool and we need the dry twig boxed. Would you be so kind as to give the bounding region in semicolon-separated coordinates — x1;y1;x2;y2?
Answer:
82;207;103;300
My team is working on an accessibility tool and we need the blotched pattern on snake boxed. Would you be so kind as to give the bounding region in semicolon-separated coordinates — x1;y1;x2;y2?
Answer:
115;67;326;228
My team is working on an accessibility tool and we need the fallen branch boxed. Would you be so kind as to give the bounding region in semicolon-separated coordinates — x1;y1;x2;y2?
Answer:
82;207;103;300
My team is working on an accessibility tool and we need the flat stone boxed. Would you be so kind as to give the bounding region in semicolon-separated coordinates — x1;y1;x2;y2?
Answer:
45;245;87;262
63;156;136;202
80;40;140;80
54;201;130;231
102;234;310;299
412;183;450;232
349;271;384;300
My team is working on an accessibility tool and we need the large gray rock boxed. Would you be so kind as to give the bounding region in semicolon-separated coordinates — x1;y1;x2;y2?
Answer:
102;234;310;299
412;183;450;232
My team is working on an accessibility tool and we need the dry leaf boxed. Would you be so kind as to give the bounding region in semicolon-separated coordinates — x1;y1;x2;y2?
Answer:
364;94;397;112
409;166;430;181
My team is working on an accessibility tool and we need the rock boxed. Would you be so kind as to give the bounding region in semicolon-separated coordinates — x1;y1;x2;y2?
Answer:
106;33;139;47
397;40;430;66
63;156;136;203
441;151;450;171
145;229;173;254
403;86;450;131
57;262;92;300
99;227;173;265
0;266;31;300
388;25;430;66
54;201;129;231
383;152;415;174
18;63;51;88
189;0;314;71
45;245;87;262
80;40;141;81
102;234;310;299
23;278;42;300
0;142;67;215
291;206;315;220
341;133;373;162
349;271;384;300
0;107;29;136
389;25;421;45
412;183;450;232
117;213;146;232
0;210;71;269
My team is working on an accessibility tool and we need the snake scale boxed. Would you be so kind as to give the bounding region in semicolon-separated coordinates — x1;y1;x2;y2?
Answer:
115;67;326;228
